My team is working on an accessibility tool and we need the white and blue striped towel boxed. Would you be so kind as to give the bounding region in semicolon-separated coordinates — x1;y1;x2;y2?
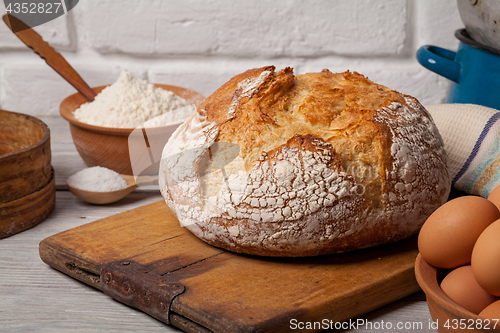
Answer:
426;104;500;198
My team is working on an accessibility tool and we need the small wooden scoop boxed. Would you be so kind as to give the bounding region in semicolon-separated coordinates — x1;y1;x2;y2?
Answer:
67;175;158;205
2;14;96;101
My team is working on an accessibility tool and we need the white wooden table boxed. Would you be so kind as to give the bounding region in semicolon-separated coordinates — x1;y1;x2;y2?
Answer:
0;116;438;332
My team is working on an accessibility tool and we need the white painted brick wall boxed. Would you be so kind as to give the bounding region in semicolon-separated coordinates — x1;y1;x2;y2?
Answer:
0;0;463;117
0;6;71;49
85;0;408;56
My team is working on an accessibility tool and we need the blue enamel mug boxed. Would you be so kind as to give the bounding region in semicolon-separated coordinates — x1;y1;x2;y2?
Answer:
417;29;500;110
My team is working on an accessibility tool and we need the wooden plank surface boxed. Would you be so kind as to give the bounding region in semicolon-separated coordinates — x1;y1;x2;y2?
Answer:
0;115;439;332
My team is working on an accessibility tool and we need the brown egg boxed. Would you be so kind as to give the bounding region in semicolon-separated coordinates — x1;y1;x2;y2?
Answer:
479;299;500;320
488;185;500;211
472;219;500;296
440;265;498;314
418;196;500;269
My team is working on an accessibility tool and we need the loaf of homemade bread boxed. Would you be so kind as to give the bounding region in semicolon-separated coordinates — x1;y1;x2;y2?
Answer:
159;66;451;256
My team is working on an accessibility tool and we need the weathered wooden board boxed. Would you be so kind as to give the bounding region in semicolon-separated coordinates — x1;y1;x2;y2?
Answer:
39;199;420;333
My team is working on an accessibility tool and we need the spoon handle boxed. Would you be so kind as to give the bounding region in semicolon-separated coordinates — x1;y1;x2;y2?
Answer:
120;174;159;187
2;14;97;102
135;175;159;186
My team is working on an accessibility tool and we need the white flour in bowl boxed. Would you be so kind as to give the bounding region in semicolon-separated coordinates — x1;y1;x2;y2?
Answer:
68;166;128;192
142;104;194;128
73;69;193;128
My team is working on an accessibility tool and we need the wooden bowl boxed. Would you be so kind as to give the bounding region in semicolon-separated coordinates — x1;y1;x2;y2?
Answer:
0;168;55;239
415;254;500;332
0;110;52;204
60;84;205;175
0;110;55;238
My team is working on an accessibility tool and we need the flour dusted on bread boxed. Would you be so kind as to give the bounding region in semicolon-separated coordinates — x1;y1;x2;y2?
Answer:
159;66;451;257
73;69;193;128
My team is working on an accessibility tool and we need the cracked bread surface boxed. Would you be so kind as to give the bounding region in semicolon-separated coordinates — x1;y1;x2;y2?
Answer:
159;66;451;257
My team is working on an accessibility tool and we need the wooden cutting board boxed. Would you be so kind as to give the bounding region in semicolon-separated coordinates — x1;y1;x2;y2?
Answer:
39;199;420;333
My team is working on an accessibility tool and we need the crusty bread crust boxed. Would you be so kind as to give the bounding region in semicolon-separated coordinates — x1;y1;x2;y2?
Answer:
159;66;451;256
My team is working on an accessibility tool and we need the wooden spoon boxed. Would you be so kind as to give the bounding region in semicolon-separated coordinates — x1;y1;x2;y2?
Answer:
2;14;97;102
67;175;158;205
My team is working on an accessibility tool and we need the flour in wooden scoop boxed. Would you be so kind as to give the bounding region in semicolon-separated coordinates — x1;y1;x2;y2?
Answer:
67;166;127;192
